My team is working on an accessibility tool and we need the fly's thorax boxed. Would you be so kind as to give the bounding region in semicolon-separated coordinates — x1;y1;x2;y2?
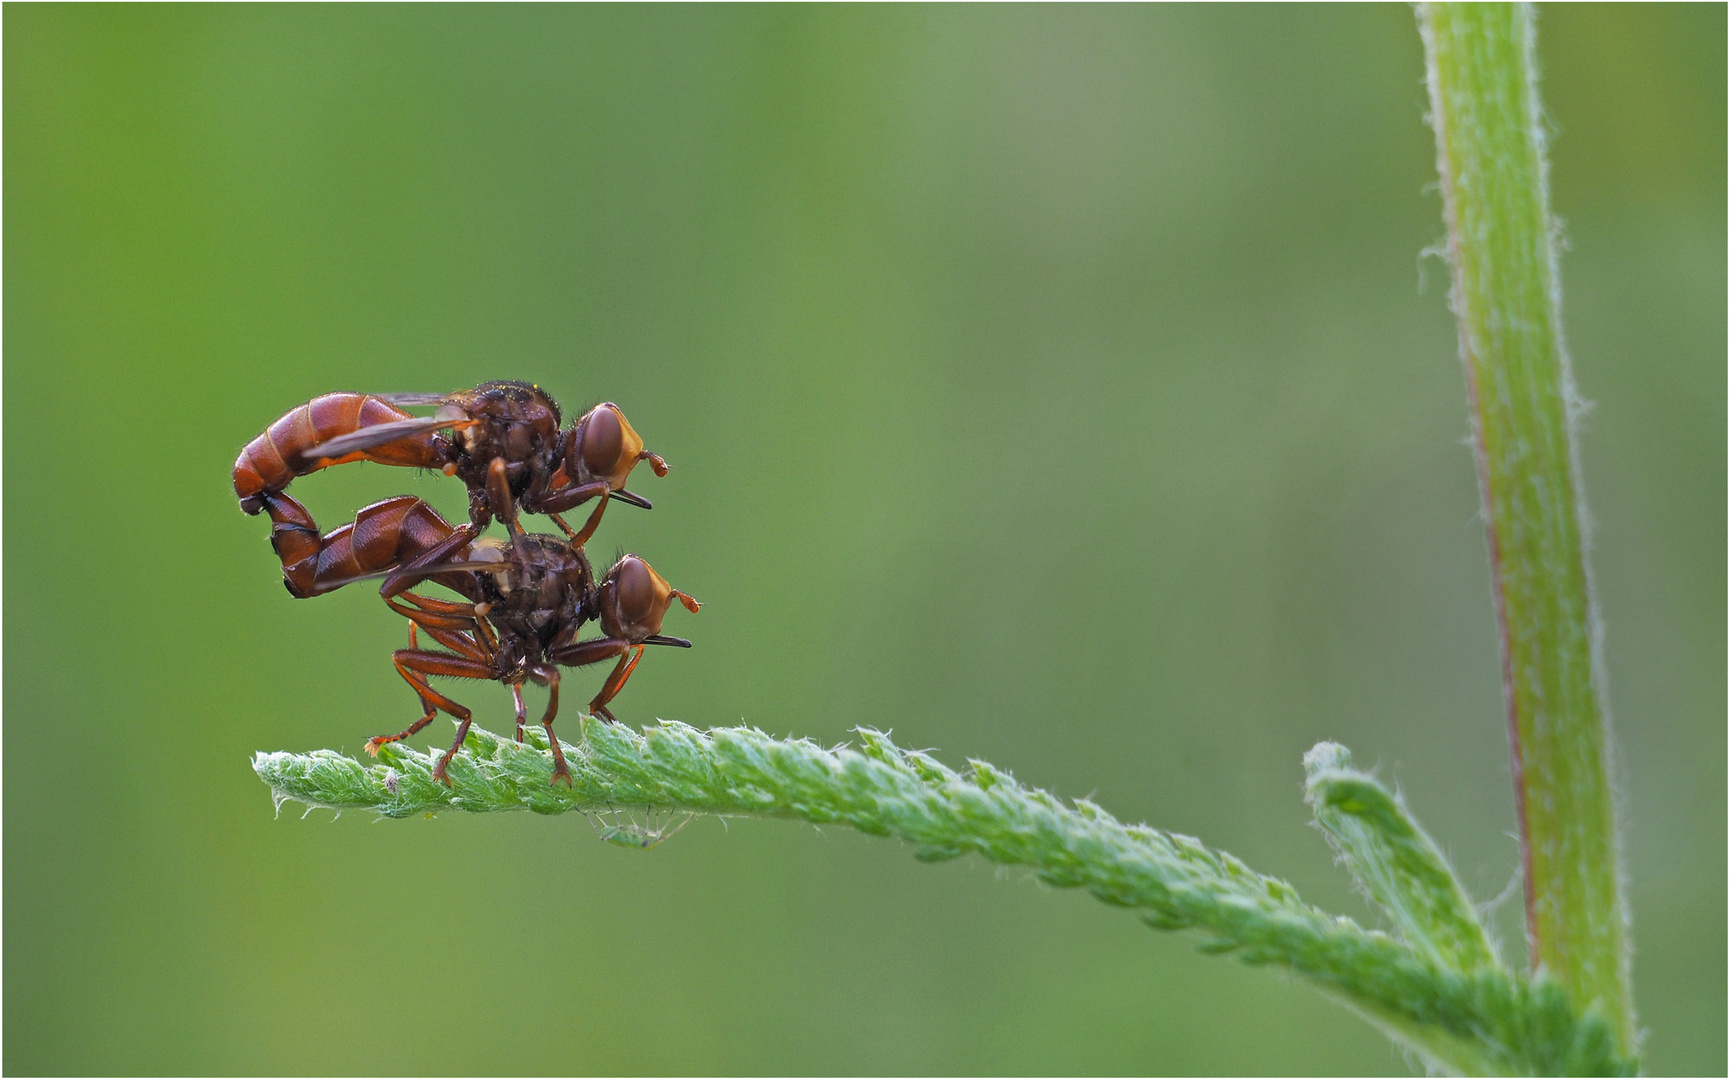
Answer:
519;534;594;599
468;380;563;429
449;382;563;493
474;535;594;646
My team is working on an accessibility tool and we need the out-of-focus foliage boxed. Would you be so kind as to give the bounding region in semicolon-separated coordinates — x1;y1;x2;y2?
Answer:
5;6;1721;1074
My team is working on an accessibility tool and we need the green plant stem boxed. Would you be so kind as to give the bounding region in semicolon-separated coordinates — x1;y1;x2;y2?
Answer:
1416;3;1631;1052
255;721;1631;1075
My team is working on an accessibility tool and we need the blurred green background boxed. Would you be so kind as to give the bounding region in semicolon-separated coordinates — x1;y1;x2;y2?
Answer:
5;5;1722;1074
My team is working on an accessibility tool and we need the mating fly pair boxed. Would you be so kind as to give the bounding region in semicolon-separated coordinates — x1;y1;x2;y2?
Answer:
234;381;699;786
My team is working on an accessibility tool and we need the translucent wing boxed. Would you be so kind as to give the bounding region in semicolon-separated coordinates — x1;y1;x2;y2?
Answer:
374;392;456;407
304;416;462;461
317;558;513;591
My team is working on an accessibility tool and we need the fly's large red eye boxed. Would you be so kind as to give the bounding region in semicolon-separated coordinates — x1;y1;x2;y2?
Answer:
613;556;655;622
581;406;624;477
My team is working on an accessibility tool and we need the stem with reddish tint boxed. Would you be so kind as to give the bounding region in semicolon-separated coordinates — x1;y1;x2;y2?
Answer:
1417;2;1634;1054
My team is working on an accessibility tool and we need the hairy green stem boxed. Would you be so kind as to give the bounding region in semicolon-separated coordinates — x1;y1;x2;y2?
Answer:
256;721;1631;1075
1416;3;1631;1051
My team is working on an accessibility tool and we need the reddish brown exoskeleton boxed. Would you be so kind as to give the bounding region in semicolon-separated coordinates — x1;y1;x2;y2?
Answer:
256;490;699;787
232;381;669;548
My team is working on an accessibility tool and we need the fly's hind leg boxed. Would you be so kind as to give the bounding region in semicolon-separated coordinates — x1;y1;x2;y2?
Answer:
535;669;572;787
388;593;498;666
367;649;493;786
365;705;439;759
366;631;438;753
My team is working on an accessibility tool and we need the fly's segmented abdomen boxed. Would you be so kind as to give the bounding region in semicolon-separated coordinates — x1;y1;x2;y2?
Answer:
261;492;475;600
233;393;444;512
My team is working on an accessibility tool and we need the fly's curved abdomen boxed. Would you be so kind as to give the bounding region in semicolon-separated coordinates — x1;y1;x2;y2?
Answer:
261;493;478;601
233;393;447;513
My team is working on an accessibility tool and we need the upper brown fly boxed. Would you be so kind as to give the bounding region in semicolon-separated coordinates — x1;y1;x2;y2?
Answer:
232;380;669;547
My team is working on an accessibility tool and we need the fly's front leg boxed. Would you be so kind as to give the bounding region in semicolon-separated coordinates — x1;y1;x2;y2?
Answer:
511;684;528;743
569;489;611;548
486;457;530;557
536;480;613;547
536;479;611;513
588;646;645;724
546;636;632;725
